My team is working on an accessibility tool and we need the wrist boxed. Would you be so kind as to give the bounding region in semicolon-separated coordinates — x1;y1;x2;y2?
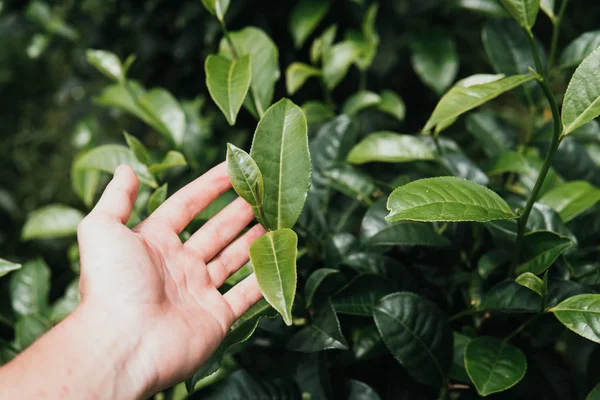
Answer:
72;301;158;399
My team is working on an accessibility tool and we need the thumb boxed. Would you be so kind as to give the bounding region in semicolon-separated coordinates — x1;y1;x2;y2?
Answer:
91;165;140;224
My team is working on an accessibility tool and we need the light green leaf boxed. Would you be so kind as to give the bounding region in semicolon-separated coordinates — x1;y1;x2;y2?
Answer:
464;336;527;396
322;41;362;89
350;4;379;71
49;279;80;323
10;259;51;318
138;88;186;147
201;0;229;22
74;144;157;188
562;46;600;135
124;131;150;165
323;163;378;205
409;29;459;95
386;177;515;222
86;49;126;82
458;0;508;16
249;229;298;325
287;300;347;352
551;294;600;343
515;272;545;296
205;54;252;125
285;62;321;95
195;190;237;221
147;184;168;215
516;231;573;275
148;151;187;175
360;199;450;247
352;324;387;360
226;143;266;227
15;314;51;350
377;90;405;121
302;101;335;124
310;24;337;65
342;91;381;115
219;27;280;118
560;30;600;69
373;292;453;387
347;132;435;165
0;258;21;278
332;274;394;316
587;382;600;400
540;0;555;20
71;166;99;209
423;74;535;135
498;0;539;30
539;181;600;222
250;99;311;229
22;204;84;241
486;151;529;175
93;81;154;124
289;0;331;48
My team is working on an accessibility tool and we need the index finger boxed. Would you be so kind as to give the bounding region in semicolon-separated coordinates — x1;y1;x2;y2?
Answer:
144;162;231;233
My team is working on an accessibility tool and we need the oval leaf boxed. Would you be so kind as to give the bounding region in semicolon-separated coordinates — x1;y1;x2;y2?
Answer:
377;90;405;121
386;177;515;222
15;314;51;350
22;204;84;241
287;300;347;352
289;0;330;48
560;30;600;69
342;91;381;116
250;99;311;229
539;181;600;222
409;29;459;95
498;0;539;30
373;292;453;387
138;88;186;147
0;258;21;278
423;74;535;135
562;45;600;135
205;54;252;126
347;132;435;165
332;274;394;316
249;228;298;325
10;259;51;318
201;0;229;21
323;163;378;205
74;144;157;188
517;231;574;275
515;272;545;296
464;336;527;396
147;184;168;215
551;294;600;343
124;131;150;165
286;62;321;95
86;49;125;82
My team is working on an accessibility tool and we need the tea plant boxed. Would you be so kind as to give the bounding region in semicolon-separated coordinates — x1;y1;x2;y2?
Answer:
4;0;600;398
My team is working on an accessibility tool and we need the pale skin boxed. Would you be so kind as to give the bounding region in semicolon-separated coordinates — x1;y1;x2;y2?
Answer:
0;162;266;399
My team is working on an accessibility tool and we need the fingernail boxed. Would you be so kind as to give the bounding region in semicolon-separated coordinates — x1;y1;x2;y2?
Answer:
114;165;124;178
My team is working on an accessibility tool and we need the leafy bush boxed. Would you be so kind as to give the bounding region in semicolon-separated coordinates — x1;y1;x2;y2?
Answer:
3;0;600;398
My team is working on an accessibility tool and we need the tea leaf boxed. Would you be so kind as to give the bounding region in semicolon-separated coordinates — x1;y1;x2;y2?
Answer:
289;0;330;48
0;259;22;278
347;132;435;165
539;181;600;222
10;259;51;318
409;29;459;95
552;294;600;343
286;62;321;95
287;300;347;352
498;0;539;30
515;272;545;296
22;204;84;241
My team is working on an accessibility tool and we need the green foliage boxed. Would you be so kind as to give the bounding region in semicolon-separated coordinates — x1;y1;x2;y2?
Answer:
5;0;600;398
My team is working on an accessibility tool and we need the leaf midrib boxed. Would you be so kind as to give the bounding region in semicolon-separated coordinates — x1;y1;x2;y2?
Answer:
276;106;291;229
376;306;445;382
479;341;507;394
267;233;287;313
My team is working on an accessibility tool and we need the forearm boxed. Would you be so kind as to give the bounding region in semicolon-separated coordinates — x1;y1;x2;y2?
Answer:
0;302;155;400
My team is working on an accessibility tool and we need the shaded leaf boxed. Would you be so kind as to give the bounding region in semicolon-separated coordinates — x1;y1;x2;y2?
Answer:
498;0;539;30
386;177;515;222
86;49;126;82
323;163;378;204
304;268;343;308
289;0;330;48
342;91;381;116
201;0;229;22
480;280;542;313
49;279;80;323
560;30;600;69
287;300;348;352
373;292;453;387
332;274;395;316
10;259;51;318
377;90;405;121
0;258;21;278
14;314;51;350
517;231;573;275
286;62;321;95
302;101;335;123
124;131;150;165
449;332;472;383
466;111;519;157
409;29;459;95
551;294;600;343
147;184;168;215
539;181;600;222
347;380;382;400
352;324;388;360
516;272;545;296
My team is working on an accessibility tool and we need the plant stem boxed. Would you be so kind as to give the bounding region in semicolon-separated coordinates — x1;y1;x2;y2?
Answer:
438;379;449;400
219;20;239;59
514;32;564;272
0;313;13;328
503;313;545;343
448;308;481;322
359;69;367;91
548;0;569;72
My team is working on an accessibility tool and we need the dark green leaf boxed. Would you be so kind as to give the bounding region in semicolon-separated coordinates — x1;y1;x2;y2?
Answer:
480;281;542;313
249;229;298;325
386;177;515;222
250;99;311;229
205;54;252;125
49;279;80;323
302;101;335;123
435;138;489;186
15;314;51;350
21;204;84;241
587;382;600;400
289;0;330;48
373;292;453;387
323;163;378;204
342;91;381;116
347;132;435;165
352;324;387;360
466;111;519;157
517;231;573;275
360;198;449;247
347;380;382;400
287;300;348;352
304;268;343;308
377;90;405;121
332;274;394;316
464;336;527;396
10;259;51;318
498;0;539;29
147;184;168;215
449;332;472;383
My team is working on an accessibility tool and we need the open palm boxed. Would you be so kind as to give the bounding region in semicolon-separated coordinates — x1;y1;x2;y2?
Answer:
76;163;265;393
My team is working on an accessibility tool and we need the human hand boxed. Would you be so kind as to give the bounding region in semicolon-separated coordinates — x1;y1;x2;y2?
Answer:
76;162;265;396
